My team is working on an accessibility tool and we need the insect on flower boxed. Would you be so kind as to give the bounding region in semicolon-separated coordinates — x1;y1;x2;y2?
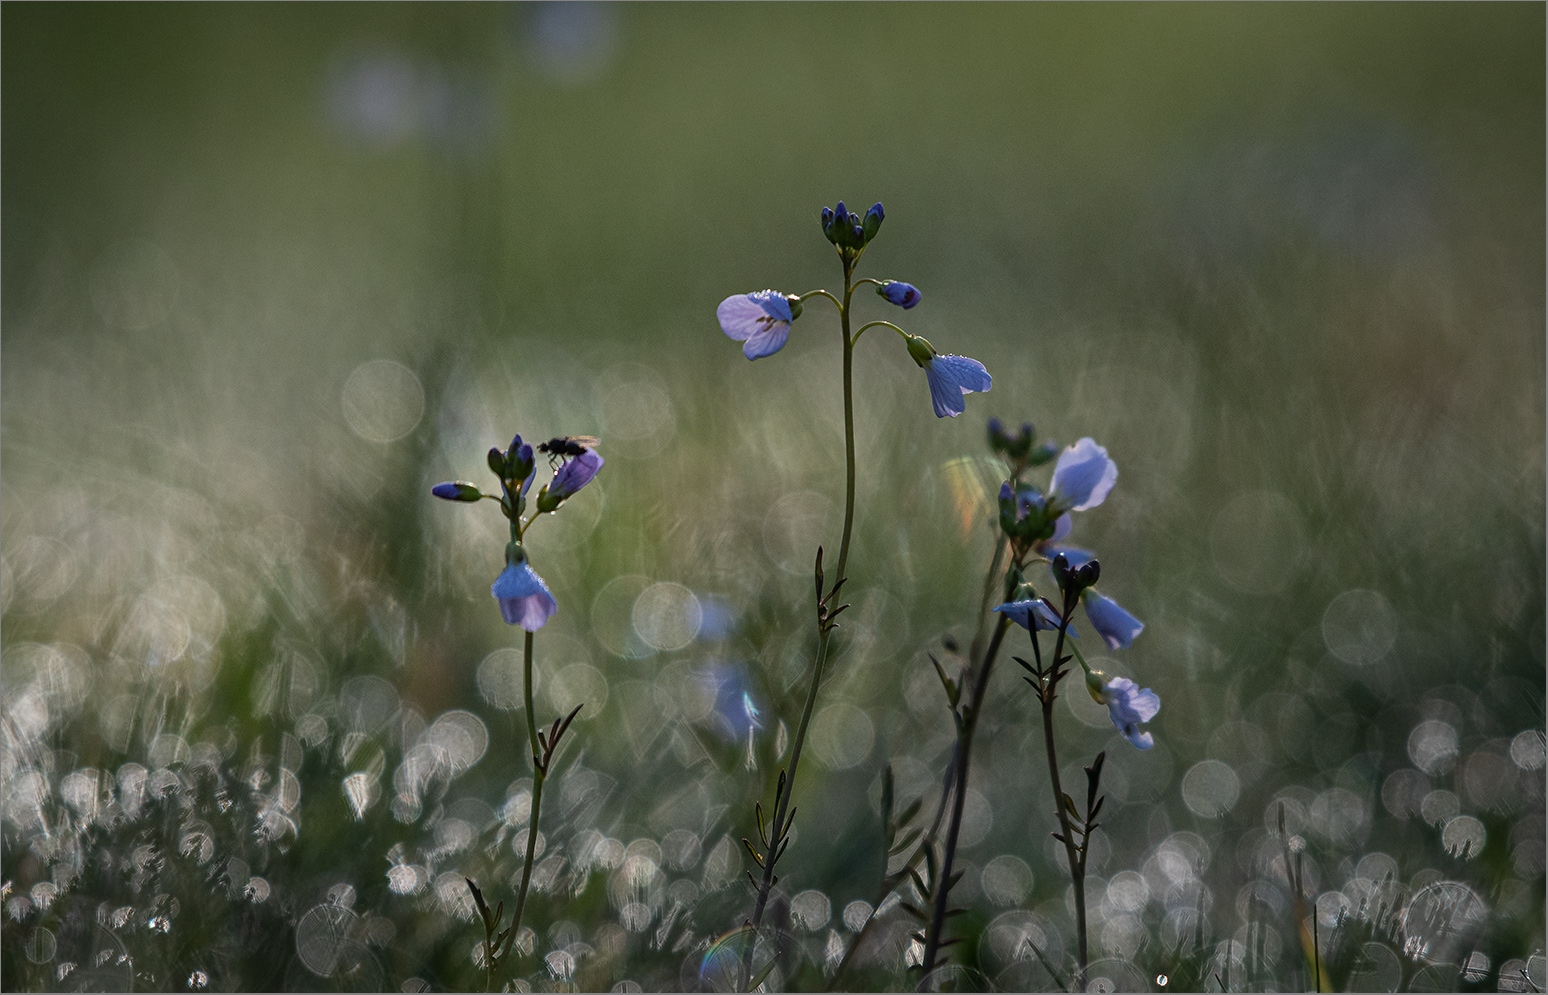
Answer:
537;435;600;468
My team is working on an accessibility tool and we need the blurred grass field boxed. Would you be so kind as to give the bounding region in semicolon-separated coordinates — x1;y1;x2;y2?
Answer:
2;4;1543;991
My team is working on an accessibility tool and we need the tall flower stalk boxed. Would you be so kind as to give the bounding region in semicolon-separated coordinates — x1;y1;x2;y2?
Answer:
717;202;990;989
432;433;601;991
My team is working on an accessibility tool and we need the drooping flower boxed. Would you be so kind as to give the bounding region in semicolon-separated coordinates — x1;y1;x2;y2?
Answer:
1049;437;1118;512
1082;589;1144;650
718;290;797;361
878;281;921;309
993;598;1066;633
491;549;557;631
1099;675;1159;749
922;354;992;417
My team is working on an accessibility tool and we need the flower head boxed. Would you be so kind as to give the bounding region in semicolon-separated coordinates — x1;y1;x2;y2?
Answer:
993;598;1065;633
1049;438;1118;512
1098;675;1159;749
879;281;921;309
491;547;557;631
718;290;798;360
905;337;991;418
1082;589;1144;650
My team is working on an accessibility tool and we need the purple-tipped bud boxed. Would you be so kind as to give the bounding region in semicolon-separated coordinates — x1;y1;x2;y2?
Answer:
821;206;834;228
834;201;847;220
880;281;922;309
432;481;482;502
863;203;884;242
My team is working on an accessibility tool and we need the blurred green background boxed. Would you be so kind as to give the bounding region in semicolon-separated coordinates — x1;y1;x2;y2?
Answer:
2;4;1543;992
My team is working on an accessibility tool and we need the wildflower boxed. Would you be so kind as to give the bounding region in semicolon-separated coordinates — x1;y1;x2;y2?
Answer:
537;449;604;512
878;281;921;309
1094;675;1159;750
717;290;799;360
905;335;991;418
1082;589;1144;650
1049;437;1118;513
492;546;557;631
993;598;1066;633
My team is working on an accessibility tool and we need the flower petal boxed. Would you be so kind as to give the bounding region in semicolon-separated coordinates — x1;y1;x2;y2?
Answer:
718;291;793;360
550;450;603;498
1103;676;1159;749
993;599;1065;633
1049;513;1073;544
1083;590;1144;650
1050;437;1118;512
923;354;992;418
491;561;558;631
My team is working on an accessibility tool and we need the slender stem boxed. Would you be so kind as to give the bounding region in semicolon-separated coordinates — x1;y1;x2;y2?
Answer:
483;928;495;993
834;259;858;587
968;533;1008;666
920;613;1012;976
521;630;540;758
799;288;844;312
1038;601;1089;990
499;630;544;975
849;319;910;347
743;258;860;990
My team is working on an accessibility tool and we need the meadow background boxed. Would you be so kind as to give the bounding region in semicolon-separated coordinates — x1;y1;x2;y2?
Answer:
1;4;1543;991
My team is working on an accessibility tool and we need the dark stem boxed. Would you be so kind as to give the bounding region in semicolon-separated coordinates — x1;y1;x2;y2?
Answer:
743;256;858;990
919;613;1012;976
1037;598;1088;990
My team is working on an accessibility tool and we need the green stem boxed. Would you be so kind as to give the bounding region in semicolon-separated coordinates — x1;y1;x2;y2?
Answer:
743;257;859;990
799;289;844;312
920;612;1012;976
834;259;858;586
849;319;911;347
497;630;544;975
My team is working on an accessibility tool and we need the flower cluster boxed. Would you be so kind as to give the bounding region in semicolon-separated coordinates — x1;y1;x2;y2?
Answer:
993;431;1158;748
430;433;603;632
716;200;992;419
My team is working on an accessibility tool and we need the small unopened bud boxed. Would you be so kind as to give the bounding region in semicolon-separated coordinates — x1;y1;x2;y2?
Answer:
487;447;506;476
1085;669;1109;704
863;202;884;241
432;481;482;503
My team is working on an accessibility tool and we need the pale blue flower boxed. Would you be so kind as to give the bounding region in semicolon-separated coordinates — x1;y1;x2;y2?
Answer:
1102;676;1159;749
718;290;794;360
1049;437;1118;512
492;557;557;631
993;599;1066;633
1083;589;1144;650
923;354;992;418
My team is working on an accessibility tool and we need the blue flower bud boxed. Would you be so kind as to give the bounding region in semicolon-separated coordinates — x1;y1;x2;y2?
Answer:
863;203;884;241
432;481;482;502
834;200;847;219
880;281;922;309
851;224;864;244
487;447;506;476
